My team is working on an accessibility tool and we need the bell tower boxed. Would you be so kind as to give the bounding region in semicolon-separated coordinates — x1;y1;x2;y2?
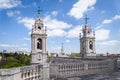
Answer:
31;9;47;64
80;16;96;58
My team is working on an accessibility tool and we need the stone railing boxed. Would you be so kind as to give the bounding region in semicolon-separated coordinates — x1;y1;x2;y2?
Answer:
50;59;116;78
0;64;43;80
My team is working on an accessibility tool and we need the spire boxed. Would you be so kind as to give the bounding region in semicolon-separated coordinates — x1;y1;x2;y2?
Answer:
61;43;64;55
85;15;89;24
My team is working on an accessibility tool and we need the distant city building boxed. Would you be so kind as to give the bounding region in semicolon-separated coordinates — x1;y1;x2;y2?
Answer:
49;43;68;57
3;50;7;53
50;53;58;57
16;51;30;54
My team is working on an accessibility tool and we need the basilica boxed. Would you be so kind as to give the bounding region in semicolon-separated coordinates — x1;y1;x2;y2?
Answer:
0;11;118;80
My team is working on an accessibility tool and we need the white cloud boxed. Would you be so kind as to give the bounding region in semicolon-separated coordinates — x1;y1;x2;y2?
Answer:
113;15;120;20
44;15;72;30
18;17;35;30
23;38;30;41
51;11;58;17
95;25;102;30
0;43;30;52
17;14;71;37
28;32;31;35
103;15;120;24
0;43;28;48
68;0;96;19
43;15;72;37
66;39;70;43
103;19;112;24
22;43;28;46
0;0;21;9
7;10;20;17
47;29;67;37
95;29;110;41
0;44;18;47
67;25;82;38
50;46;61;53
97;40;119;46
95;14;120;29
18;48;30;51
51;46;61;50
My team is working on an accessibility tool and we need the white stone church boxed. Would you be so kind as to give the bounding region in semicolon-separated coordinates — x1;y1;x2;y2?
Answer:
0;11;118;80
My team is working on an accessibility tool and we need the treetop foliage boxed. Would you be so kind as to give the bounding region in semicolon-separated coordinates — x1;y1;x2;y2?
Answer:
0;52;30;69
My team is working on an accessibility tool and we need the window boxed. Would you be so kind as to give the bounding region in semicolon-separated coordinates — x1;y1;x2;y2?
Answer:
89;41;93;50
38;26;41;30
37;38;42;49
88;31;90;34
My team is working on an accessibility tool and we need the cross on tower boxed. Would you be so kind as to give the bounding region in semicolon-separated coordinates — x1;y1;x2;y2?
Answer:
85;15;89;24
37;7;43;15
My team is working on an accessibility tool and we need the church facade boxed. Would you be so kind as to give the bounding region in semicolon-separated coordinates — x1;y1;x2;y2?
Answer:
0;12;118;80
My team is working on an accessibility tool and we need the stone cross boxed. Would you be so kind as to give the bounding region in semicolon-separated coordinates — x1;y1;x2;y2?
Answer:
85;15;89;24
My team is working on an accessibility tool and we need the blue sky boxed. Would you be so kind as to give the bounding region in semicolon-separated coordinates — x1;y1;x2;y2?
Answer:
0;0;120;54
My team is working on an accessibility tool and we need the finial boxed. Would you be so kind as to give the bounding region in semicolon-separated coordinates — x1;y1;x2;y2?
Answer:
85;15;89;24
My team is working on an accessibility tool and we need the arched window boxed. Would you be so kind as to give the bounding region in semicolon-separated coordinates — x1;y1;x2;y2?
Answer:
37;38;42;49
89;41;93;50
38;26;41;30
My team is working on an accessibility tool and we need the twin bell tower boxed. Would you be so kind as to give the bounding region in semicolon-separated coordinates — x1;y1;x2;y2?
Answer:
30;8;96;64
31;9;47;64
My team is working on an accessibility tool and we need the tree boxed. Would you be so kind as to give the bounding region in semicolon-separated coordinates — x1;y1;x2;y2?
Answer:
68;53;80;57
0;52;31;69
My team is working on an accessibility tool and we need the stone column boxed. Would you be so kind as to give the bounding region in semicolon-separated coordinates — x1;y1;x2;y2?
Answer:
42;63;50;80
84;62;88;70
